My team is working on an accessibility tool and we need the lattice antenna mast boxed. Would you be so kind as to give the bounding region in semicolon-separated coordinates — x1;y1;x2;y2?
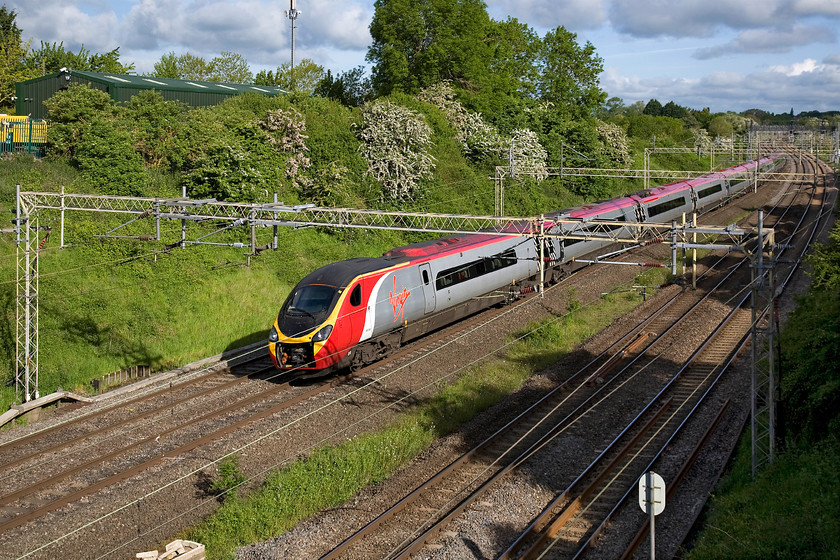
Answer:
284;0;302;90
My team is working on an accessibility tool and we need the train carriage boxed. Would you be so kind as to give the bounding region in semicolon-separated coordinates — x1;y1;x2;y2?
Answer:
269;154;783;374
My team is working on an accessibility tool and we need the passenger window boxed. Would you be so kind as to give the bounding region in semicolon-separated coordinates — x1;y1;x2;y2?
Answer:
350;284;362;306
422;270;430;285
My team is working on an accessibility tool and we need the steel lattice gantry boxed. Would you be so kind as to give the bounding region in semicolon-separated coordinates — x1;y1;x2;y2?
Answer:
13;189;769;406
751;211;777;477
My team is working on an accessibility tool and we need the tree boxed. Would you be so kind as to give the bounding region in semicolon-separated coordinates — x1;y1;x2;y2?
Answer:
485;17;540;99
152;52;181;78
367;0;493;95
174;53;212;80
661;101;688;119
208;51;252;83
537;26;606;119
601;96;626;117
151;52;211;80
25;42;134;75
151;51;252;83
0;6;33;106
314;66;371;106
643;99;663;116
255;59;324;92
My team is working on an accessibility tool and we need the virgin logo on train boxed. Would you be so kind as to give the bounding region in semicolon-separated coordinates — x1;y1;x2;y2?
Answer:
390;276;411;322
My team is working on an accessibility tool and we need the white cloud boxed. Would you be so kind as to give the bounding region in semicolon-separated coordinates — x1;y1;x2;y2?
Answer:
11;0;120;51
791;0;840;17
10;0;372;73
694;24;836;59
486;0;607;30
608;0;782;38
603;60;840;112
769;58;820;76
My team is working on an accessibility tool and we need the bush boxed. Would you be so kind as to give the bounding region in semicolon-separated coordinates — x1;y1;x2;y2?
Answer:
73;118;148;196
357;99;435;202
123;90;189;169
44;84;118;159
418;82;504;162
210;455;247;500
185;121;284;202
781;286;840;446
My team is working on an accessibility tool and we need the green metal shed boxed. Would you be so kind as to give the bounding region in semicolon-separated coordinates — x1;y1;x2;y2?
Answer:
16;69;287;119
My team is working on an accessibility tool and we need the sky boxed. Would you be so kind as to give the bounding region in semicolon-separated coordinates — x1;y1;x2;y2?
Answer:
7;0;840;114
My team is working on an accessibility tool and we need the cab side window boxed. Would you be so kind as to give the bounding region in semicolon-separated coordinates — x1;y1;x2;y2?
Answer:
350;284;362;306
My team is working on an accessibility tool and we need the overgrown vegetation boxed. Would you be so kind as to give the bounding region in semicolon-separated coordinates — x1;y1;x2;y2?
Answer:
686;221;840;559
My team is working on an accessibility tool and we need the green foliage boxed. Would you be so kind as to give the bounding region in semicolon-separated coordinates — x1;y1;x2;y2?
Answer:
123;90;189;168
809;222;840;289
687;438;840;560
25;41;134;74
41;84;147;195
708;115;734;137
418;81;504;162
152;51;182;78
185;120;283;202
625;114;690;144
175;93;371;207
314;66;372;107
210;455;247;499
74;118;148;195
0;6;34;106
357;99;436;202
368;0;494;95
256;59;325;93
643;99;663;116
43;84;118;159
207;51;252;84
781;289;840;445
152;51;252;83
538;26;606;119
485;17;541;100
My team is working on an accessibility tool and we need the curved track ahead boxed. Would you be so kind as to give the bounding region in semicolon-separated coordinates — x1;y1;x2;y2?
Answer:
0;152;832;560
315;153;834;560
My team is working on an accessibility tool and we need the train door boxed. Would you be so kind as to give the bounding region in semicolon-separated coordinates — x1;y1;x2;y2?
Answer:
418;263;436;314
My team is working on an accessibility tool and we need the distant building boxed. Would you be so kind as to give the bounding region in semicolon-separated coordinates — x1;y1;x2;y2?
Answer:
16;69;286;119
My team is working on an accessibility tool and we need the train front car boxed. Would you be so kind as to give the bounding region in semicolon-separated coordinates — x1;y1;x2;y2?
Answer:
269;258;390;373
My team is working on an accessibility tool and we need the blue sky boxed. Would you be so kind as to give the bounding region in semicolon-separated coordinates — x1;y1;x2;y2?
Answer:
8;0;840;113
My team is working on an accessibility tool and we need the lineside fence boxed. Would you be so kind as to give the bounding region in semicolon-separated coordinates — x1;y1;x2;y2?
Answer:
0;117;48;158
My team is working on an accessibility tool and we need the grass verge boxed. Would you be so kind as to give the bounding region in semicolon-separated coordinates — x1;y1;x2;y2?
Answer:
684;435;840;560
186;286;645;559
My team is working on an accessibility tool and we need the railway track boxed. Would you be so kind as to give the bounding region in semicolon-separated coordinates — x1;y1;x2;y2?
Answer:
1;153;830;559
315;153;833;560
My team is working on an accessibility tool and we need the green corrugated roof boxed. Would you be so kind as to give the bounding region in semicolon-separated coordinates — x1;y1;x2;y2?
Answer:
49;70;288;96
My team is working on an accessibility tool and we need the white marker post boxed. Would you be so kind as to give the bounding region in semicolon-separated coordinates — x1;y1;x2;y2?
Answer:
638;471;666;560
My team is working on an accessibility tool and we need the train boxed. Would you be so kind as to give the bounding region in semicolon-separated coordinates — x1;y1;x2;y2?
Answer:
268;153;783;374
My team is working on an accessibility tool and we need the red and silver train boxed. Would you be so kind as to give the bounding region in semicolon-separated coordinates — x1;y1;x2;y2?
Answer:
269;154;782;373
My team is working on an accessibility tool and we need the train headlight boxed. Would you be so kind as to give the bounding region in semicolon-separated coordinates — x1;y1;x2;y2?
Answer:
312;325;333;343
269;325;279;343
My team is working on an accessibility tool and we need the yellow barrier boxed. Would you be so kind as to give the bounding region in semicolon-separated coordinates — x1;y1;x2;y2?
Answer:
0;115;48;144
